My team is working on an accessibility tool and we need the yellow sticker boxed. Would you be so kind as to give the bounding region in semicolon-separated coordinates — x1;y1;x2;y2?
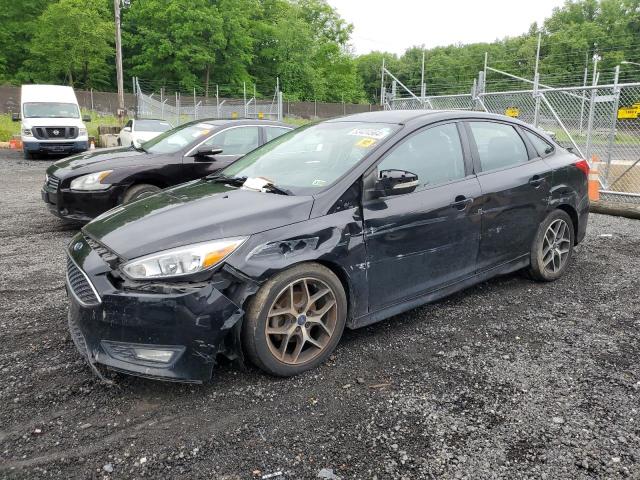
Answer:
356;138;377;148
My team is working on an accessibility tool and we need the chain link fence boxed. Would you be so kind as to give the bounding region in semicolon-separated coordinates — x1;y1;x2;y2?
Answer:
383;76;640;203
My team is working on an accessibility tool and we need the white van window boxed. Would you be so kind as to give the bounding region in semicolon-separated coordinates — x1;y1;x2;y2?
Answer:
23;102;80;119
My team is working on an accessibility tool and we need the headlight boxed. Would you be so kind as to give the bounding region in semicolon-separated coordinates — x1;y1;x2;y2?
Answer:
78;128;88;136
22;128;33;136
121;237;247;280
70;170;113;190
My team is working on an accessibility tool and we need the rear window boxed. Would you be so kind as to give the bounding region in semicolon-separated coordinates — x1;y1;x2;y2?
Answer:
469;122;529;171
524;130;554;156
136;120;172;132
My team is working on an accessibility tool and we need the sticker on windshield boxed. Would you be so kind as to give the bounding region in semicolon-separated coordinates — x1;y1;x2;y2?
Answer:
348;127;392;139
312;179;327;186
355;138;377;148
193;129;211;138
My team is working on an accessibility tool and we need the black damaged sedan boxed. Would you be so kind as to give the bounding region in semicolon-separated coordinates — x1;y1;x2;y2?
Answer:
42;119;292;222
66;110;589;382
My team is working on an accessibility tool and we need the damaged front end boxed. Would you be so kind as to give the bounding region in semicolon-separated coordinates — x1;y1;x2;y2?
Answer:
65;233;256;383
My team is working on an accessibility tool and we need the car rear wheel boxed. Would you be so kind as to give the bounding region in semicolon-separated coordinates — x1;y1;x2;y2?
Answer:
242;263;347;377
122;184;161;204
528;209;574;282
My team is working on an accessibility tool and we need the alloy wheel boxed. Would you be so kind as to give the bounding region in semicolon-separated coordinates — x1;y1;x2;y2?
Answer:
265;277;337;365
542;219;571;274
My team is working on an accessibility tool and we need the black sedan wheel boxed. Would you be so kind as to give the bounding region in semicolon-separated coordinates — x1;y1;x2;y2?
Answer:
528;209;574;281
122;184;161;204
242;263;347;376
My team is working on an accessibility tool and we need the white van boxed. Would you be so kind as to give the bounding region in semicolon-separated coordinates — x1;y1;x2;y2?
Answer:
13;85;90;159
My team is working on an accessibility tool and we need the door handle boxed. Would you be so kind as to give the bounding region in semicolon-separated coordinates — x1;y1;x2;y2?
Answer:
529;175;544;187
450;195;473;210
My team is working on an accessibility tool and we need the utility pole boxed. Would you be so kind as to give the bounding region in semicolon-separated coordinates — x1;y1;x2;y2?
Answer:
114;0;125;117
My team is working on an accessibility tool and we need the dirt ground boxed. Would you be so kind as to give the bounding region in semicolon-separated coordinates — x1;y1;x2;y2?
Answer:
0;150;639;480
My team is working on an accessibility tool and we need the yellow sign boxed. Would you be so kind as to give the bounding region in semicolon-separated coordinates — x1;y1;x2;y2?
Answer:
231;111;238;119
505;107;520;118
258;112;264;120
618;107;639;120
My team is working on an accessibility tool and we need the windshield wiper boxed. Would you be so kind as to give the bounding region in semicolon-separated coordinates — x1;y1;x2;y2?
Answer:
262;183;293;196
132;144;146;153
205;173;247;185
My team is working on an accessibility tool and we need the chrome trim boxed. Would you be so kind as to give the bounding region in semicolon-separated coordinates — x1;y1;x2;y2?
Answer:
184;124;292;157
66;254;102;306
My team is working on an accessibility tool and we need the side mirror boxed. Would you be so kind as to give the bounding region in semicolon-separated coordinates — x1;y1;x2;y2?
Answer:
193;146;223;159
123;126;131;132
82;115;92;122
374;169;419;197
12;113;20;122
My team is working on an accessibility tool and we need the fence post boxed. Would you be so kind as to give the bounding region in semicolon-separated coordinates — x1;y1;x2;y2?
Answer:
604;65;621;185
194;87;197;120
216;85;219;119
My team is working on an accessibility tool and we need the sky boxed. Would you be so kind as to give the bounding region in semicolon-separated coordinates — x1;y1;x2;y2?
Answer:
326;0;567;55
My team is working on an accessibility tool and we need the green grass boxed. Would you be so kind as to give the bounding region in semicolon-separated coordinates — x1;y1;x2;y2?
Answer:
0;114;20;142
0;112;127;142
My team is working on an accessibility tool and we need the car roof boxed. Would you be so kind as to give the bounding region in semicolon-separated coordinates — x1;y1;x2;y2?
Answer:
327;109;531;126
164;118;292;129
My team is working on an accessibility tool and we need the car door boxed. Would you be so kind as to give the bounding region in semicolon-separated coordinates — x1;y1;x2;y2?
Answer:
185;125;261;178
465;120;552;271
362;122;482;311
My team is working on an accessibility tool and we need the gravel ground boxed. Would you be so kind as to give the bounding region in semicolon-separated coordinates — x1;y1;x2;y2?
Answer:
0;150;639;480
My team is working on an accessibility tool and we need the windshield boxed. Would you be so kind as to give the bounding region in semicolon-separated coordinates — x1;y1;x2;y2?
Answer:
143;121;219;154
23;102;79;119
221;122;398;195
136;120;172;132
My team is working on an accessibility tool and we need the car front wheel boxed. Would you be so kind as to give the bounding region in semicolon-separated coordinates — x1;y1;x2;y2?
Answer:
242;263;347;377
122;184;161;204
528;209;575;282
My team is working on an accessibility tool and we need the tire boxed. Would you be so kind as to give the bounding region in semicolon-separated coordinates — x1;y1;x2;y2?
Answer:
23;150;35;160
242;263;347;377
122;183;161;204
528;209;575;282
117;138;121;146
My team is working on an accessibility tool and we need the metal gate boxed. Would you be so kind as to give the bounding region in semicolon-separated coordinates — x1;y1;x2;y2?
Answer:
382;65;640;203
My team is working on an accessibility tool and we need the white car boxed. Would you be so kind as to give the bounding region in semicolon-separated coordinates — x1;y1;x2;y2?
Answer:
118;119;172;147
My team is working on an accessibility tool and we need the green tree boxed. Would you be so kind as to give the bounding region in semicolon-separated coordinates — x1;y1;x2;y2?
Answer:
24;0;113;88
123;0;224;92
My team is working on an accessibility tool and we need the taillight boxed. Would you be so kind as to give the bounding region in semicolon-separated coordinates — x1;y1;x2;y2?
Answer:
574;159;590;176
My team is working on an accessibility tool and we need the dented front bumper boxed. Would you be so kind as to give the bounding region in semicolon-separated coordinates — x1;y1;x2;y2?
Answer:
66;235;244;383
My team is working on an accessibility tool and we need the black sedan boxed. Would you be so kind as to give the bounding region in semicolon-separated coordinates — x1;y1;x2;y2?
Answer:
42;119;293;222
65;110;589;382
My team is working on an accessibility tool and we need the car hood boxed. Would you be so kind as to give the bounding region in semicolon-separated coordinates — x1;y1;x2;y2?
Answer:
82;180;315;260
47;147;163;178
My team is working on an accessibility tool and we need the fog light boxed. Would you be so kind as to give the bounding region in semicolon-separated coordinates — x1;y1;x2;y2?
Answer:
133;348;175;363
101;340;185;366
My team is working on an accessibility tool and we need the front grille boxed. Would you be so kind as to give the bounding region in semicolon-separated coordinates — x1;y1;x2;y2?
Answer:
33;127;78;140
66;256;100;306
84;235;121;268
46;175;60;190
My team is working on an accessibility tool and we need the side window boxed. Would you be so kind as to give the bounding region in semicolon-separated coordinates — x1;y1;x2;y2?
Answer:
377;123;466;189
524;130;554;156
265;126;291;142
469;122;529;171
206;126;260;155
